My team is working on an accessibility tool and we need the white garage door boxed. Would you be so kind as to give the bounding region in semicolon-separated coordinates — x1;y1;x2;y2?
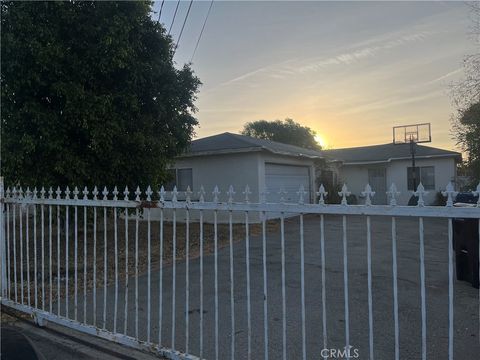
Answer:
265;163;311;203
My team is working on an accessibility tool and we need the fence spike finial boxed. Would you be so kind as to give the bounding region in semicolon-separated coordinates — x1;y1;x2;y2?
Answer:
55;186;62;200
260;188;269;204
185;186;193;203
278;187;287;203
212;186;220;202
26;187;32;199
159;186;166;202
123;186;129;200
362;184;375;206
243;185;251;203
297;184;307;204
73;186;79;200
316;184;328;205
414;182;428;207
92;186;99;200
112;186;119;201
82;186;89;200
387;183;400;206
65;186;71;199
227;185;235;204
472;182;480;207
198;185;205;203
146;185;153;201
48;187;54;199
19;186;24;199
40;186;46;200
102;186;108;200
338;183;351;205
442;182;458;207
6;187;11;199
171;186;178;202
135;186;141;201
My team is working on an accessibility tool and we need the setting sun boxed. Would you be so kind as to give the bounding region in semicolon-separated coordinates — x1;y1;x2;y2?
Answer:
314;134;327;148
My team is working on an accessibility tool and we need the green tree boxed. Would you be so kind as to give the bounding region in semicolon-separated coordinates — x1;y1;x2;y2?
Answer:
1;1;200;191
241;118;321;150
452;102;480;186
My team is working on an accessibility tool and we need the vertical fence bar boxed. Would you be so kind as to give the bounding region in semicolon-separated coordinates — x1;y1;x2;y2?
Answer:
419;217;426;360
448;218;454;360
262;211;269;360
320;214;328;359
280;213;287;360
103;207;107;329
135;208;139;340
147;207;152;343
73;205;77;318
56;205;60;316
48;205;53;313
65;205;69;317
13;202;17;303
229;210;235;360
7;204;10;300
245;211;251;360
113;207;118;333
214;209;219;360
185;208;190;354
171;208;176;349
41;204;45;310
135;208;139;339
0;181;5;300
123;207;129;335
19;203;23;305
33;204;37;309
199;209;204;359
83;206;87;323
300;213;307;360
93;206;97;326
26;206;30;307
158;208;164;345
367;216;374;360
342;215;350;354
391;217;399;360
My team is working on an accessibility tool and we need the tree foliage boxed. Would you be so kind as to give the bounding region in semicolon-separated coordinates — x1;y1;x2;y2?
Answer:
241;118;321;150
451;3;480;185
1;1;200;190
453;102;480;185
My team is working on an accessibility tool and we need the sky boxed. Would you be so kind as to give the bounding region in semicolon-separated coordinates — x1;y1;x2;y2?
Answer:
153;1;477;151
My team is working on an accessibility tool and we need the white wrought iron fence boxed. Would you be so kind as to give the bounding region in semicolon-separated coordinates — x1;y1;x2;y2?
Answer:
0;177;479;360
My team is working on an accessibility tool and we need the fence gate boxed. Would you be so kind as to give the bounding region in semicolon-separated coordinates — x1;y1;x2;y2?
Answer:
0;177;479;360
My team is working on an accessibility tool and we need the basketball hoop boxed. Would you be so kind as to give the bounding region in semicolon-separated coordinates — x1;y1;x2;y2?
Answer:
392;123;432;203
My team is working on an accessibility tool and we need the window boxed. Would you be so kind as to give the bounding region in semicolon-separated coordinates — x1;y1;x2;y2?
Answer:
407;166;435;190
165;168;193;191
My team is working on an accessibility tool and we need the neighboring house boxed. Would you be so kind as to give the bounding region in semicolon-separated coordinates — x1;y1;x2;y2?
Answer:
324;143;462;205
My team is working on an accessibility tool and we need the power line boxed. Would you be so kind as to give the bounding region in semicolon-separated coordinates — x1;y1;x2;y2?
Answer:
168;0;181;36
174;0;194;53
190;0;214;63
157;0;165;23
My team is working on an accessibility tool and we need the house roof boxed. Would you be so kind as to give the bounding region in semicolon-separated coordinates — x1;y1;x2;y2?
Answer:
324;143;462;165
180;132;323;159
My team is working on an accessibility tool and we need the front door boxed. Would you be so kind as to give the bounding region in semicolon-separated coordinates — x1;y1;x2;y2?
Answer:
368;168;387;204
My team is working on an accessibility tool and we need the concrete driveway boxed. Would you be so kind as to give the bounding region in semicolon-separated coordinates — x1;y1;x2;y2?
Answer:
72;214;478;359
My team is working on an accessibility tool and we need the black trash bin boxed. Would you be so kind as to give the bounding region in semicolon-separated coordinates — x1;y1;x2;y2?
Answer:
453;193;479;289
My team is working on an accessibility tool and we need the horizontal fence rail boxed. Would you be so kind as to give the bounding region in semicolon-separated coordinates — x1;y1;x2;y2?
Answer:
0;180;479;360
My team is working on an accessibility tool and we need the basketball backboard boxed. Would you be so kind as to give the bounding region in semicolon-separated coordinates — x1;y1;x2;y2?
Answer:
393;123;431;144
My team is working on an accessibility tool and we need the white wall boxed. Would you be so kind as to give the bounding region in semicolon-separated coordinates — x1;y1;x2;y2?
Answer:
386;157;457;205
338;157;457;205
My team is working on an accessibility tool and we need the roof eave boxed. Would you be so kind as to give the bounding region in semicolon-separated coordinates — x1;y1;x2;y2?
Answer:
338;153;462;166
